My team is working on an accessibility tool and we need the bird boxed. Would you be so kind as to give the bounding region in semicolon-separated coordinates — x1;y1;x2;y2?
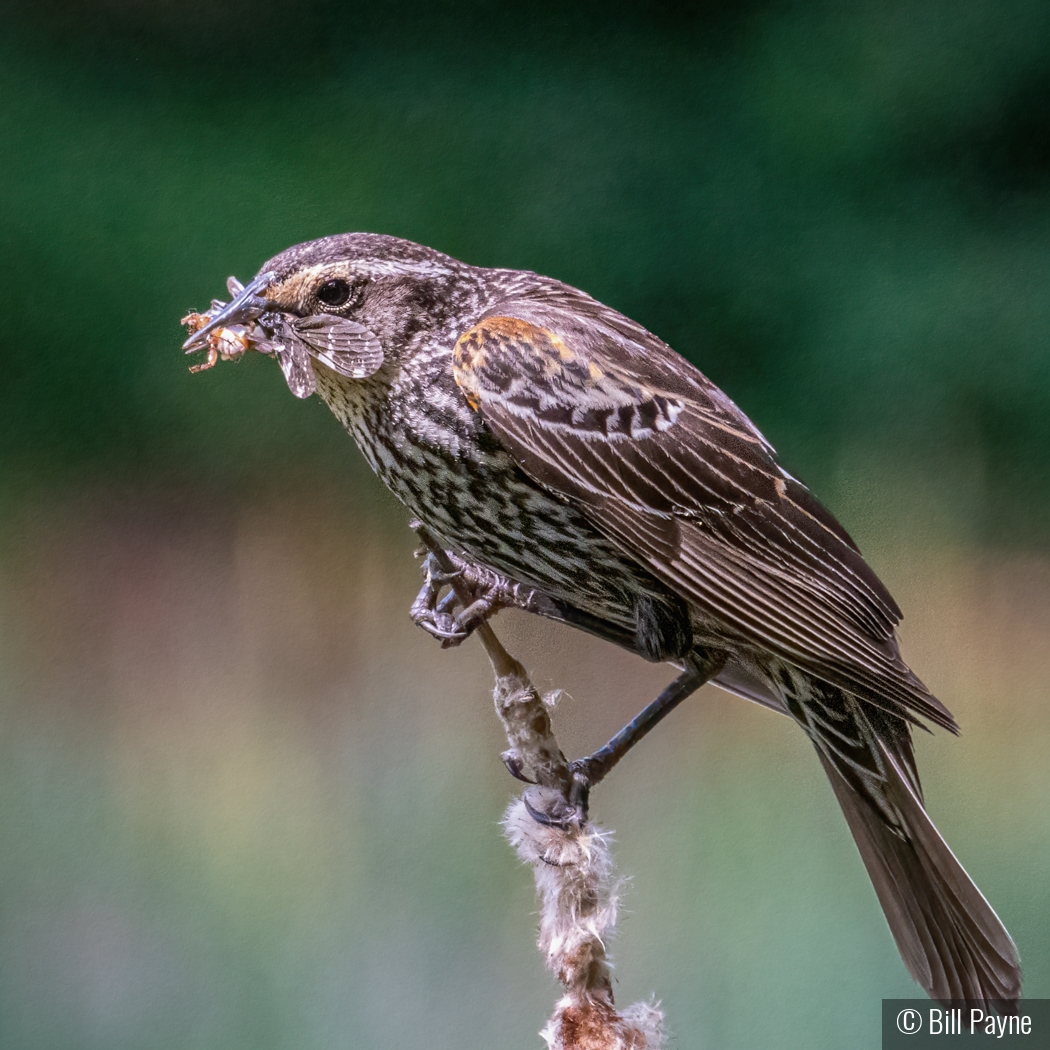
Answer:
182;232;1021;1008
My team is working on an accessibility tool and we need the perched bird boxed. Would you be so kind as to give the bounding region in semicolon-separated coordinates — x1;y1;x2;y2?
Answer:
183;233;1021;1007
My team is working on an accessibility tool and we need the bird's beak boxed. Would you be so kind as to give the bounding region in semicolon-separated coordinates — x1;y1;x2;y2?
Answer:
181;270;277;352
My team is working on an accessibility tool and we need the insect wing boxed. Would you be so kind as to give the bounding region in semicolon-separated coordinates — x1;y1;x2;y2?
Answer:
291;316;384;379
275;337;317;398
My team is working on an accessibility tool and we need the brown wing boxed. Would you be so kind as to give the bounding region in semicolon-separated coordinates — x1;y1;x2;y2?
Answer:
453;309;955;731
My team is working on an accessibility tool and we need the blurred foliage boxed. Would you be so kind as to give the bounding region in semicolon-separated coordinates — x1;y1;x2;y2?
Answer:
2;0;1050;537
1;491;1047;1049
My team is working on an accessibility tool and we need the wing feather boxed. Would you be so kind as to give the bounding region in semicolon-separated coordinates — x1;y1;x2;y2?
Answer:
453;308;954;730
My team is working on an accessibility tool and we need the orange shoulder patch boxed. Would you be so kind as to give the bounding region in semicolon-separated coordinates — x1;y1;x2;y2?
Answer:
453;315;568;410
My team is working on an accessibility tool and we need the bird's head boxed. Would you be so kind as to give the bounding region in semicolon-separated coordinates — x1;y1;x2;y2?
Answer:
182;233;480;397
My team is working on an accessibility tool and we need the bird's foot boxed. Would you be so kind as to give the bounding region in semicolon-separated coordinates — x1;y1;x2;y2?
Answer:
409;551;509;648
515;754;618;830
501;753;599;830
522;783;589;832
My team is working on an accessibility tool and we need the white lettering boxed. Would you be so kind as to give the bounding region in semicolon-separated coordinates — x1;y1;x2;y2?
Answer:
929;1009;942;1034
994;1014;1026;1037
971;1009;986;1034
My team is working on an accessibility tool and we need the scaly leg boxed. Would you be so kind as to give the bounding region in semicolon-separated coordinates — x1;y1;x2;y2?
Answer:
526;651;726;826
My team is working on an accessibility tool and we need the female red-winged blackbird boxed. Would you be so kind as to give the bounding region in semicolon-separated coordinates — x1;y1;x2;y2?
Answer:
184;233;1021;1007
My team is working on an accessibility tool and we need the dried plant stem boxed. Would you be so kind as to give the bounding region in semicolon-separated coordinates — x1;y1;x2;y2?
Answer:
414;527;665;1050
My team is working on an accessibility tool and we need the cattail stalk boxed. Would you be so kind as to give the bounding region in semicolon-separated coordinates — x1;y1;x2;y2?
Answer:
415;526;665;1050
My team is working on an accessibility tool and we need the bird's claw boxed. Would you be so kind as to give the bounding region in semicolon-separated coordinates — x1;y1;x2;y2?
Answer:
410;608;471;645
523;785;587;831
512;762;596;830
409;552;505;648
501;749;536;783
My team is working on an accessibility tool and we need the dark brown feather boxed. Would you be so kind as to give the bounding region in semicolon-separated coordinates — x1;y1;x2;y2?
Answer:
814;734;1021;1005
453;308;954;731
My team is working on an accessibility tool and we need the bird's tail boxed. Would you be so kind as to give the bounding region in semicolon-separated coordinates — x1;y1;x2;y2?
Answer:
716;659;1021;1004
794;683;1022;1007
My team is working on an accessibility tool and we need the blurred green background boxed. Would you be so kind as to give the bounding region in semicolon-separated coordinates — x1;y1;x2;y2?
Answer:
1;1;1048;1047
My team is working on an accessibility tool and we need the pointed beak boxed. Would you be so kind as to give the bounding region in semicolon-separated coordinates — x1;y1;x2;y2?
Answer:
182;270;277;352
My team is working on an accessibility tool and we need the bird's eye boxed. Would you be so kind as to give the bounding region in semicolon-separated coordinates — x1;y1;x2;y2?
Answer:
316;278;354;307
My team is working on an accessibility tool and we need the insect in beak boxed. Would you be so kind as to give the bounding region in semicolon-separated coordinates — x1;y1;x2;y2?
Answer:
181;271;276;370
182;268;385;394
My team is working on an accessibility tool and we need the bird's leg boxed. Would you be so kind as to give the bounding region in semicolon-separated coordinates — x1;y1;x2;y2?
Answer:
528;652;725;825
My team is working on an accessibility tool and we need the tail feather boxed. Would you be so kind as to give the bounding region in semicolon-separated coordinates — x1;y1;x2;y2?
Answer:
815;742;1021;1006
722;659;1020;1005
